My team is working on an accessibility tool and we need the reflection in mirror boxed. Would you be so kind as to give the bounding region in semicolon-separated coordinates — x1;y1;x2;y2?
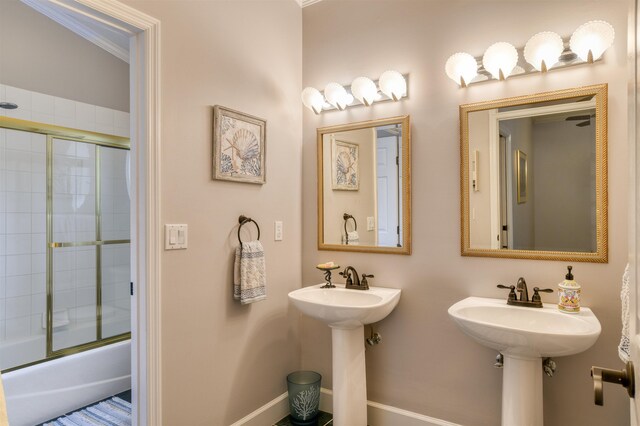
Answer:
461;84;607;262
318;116;411;254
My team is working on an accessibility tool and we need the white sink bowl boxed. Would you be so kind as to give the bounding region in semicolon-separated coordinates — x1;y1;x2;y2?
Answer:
448;297;601;357
288;284;401;328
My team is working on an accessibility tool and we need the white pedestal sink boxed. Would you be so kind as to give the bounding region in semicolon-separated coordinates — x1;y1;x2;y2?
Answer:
289;284;401;426
448;297;601;426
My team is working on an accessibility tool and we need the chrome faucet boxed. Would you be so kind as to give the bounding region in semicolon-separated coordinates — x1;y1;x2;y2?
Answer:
497;277;553;308
339;266;373;290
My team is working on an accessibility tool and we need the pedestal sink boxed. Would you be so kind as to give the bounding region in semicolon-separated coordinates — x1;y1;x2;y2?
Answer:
289;284;401;426
448;297;601;426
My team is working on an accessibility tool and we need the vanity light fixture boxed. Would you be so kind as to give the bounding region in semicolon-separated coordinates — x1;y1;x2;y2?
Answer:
300;71;408;113
324;82;352;111
301;87;325;115
351;77;378;106
524;31;564;72
378;70;407;101
482;42;519;80
445;52;478;87
570;20;615;63
446;20;614;88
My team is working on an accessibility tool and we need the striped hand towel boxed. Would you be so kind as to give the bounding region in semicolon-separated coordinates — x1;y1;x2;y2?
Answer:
234;241;267;304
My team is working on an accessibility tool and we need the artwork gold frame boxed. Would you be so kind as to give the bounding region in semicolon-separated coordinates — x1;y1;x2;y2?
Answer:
213;105;266;184
317;115;412;255
460;84;608;263
516;150;527;204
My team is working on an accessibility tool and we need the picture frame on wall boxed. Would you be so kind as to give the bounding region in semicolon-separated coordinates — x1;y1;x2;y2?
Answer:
332;138;359;191
213;105;266;184
516;149;527;204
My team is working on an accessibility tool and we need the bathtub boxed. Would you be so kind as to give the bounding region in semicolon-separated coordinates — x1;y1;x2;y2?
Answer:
3;340;131;426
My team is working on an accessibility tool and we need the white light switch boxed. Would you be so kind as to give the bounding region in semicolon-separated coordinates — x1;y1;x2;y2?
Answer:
165;224;188;250
274;221;283;241
367;216;375;231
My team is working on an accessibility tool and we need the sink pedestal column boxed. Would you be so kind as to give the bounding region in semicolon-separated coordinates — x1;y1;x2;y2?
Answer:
330;324;367;426
502;355;543;426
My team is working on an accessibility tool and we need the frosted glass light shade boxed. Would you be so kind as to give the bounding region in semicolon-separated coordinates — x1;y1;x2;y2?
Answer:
351;77;378;106
445;52;478;87
324;82;350;110
301;87;324;114
570;20;615;62
378;70;406;101
524;32;564;72
482;42;519;80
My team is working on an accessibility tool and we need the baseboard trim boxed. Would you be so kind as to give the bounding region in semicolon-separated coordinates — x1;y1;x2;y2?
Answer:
229;392;289;426
232;388;460;426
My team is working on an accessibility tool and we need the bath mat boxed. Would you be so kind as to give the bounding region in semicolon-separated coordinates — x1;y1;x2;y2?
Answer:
44;396;131;426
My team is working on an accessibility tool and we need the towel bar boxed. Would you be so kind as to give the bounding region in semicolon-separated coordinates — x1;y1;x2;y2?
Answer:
238;215;260;243
343;213;357;245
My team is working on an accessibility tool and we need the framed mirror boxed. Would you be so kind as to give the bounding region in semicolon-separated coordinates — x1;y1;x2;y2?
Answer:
460;84;607;262
317;116;411;254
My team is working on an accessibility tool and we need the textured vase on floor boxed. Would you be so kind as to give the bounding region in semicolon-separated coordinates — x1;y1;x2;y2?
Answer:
287;371;321;425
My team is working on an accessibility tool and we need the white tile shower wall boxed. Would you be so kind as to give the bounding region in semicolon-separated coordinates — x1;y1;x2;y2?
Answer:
0;84;129;138
0;85;129;368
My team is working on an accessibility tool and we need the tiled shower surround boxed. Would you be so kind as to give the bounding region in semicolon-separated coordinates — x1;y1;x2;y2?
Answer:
0;84;130;370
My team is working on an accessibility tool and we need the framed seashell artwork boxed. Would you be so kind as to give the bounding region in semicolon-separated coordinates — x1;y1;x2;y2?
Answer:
213;105;266;184
331;139;359;190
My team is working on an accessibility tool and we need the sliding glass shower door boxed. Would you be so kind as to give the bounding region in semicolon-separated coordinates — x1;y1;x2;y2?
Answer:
0;119;130;371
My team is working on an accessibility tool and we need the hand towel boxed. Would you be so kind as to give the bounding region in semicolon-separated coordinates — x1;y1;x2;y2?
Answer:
343;231;360;245
233;241;267;304
619;263;631;362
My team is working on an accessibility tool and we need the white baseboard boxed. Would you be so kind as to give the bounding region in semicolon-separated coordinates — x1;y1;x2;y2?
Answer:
232;387;460;426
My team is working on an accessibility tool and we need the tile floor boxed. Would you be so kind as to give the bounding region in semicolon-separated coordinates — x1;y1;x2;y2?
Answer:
275;411;333;426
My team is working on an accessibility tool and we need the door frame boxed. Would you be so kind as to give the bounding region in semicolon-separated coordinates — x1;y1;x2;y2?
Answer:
42;1;163;424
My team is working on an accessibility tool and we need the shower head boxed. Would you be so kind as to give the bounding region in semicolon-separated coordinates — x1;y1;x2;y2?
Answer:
0;102;18;110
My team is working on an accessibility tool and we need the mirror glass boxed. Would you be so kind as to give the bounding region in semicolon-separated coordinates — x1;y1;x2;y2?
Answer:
461;85;607;262
318;116;411;254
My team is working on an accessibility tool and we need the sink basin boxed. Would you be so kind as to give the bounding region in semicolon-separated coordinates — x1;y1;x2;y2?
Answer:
448;296;601;357
448;296;601;426
288;284;401;328
289;283;401;426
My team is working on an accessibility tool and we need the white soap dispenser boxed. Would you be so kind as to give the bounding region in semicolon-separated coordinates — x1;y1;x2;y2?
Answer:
558;265;581;314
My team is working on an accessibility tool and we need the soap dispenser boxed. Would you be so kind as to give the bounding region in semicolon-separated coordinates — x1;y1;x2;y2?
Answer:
558;265;581;314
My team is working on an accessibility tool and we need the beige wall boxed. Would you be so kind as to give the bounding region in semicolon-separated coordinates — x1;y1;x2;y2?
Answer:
468;110;493;248
122;0;302;424
0;0;129;112
323;128;377;246
302;1;629;425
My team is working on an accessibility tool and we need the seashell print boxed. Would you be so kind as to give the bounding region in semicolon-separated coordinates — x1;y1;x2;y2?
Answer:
230;128;260;161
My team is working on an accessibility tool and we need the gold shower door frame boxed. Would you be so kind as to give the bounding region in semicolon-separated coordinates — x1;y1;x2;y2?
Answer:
0;117;131;371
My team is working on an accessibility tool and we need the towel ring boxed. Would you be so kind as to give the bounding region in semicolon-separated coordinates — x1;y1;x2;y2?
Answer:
238;215;260;243
343;213;357;245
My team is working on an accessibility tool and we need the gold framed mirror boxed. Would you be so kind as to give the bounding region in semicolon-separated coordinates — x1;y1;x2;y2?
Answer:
460;84;607;262
317;115;411;255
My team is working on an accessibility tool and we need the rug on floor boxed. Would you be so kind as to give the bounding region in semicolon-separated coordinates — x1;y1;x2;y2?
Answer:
44;396;132;426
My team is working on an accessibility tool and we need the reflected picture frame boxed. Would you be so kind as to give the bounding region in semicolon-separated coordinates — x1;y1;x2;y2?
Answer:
332;139;359;191
516;150;527;204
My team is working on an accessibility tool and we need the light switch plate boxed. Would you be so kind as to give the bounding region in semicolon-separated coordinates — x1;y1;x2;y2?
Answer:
274;221;283;241
165;224;188;250
367;217;375;231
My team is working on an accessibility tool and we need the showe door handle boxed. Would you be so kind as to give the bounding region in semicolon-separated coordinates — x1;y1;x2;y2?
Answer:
590;361;635;406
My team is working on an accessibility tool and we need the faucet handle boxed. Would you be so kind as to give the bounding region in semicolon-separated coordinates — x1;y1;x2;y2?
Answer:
339;270;353;286
497;284;517;302
361;274;373;289
532;287;554;303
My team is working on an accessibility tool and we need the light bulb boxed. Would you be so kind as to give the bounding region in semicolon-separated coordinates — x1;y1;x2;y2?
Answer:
482;42;518;80
378;71;406;101
351;77;378;106
301;87;324;114
324;83;350;110
570;20;615;63
445;52;478;87
524;32;564;72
